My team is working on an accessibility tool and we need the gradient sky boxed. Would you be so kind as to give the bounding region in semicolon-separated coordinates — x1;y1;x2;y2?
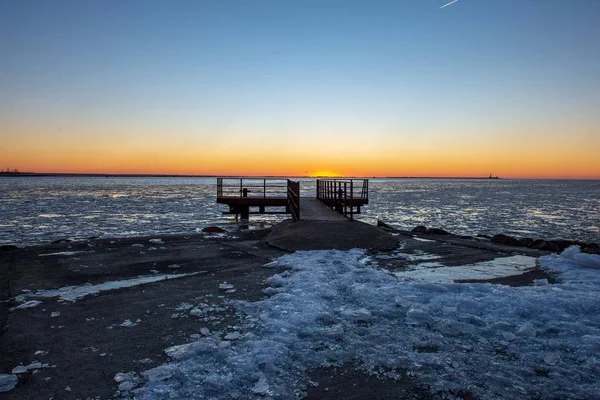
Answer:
1;0;599;178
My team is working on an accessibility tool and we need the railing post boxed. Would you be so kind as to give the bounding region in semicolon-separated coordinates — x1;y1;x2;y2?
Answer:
316;180;319;200
239;179;243;198
263;179;266;199
350;180;354;220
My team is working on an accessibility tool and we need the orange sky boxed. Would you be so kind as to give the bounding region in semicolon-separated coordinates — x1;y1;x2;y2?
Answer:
2;122;598;178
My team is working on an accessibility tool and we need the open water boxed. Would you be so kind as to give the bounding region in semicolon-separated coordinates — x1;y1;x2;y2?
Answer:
0;176;598;246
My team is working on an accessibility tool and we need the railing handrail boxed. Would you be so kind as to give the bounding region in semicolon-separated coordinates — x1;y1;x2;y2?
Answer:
287;179;300;222
315;178;368;220
217;177;288;199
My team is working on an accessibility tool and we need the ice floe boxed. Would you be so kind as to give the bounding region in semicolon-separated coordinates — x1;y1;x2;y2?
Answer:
394;254;538;282
0;374;18;393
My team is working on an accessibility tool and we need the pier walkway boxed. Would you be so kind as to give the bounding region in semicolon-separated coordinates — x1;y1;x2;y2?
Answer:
299;197;347;221
216;177;397;251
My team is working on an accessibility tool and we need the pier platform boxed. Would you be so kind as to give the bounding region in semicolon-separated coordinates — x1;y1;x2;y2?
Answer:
216;177;368;222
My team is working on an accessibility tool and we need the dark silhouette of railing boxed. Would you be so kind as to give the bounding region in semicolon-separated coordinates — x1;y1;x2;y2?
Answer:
316;179;369;220
217;177;288;199
287;180;300;222
216;177;300;221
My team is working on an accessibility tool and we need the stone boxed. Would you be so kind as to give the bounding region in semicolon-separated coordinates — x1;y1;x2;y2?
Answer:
491;234;520;246
411;225;428;234
518;238;534;247
528;239;547;249
582;244;600;255
376;220;394;229
0;245;19;252
544;241;563;252
428;228;451;235
202;226;225;233
528;239;561;251
51;238;72;244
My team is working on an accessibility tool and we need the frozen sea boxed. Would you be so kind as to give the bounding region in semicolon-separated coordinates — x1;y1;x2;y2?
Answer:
0;176;598;246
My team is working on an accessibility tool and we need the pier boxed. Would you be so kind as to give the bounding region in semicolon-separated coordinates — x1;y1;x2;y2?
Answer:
216;177;369;222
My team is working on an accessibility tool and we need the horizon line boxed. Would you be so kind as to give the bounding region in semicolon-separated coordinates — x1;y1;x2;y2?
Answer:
1;172;599;180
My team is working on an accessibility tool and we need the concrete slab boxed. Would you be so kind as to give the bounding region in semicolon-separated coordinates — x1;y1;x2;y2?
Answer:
299;198;347;221
266;220;399;252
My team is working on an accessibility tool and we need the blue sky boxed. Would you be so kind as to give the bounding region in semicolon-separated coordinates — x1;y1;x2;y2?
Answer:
1;0;599;177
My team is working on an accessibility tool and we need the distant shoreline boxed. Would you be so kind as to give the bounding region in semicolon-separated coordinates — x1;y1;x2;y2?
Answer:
0;172;598;180
1;173;501;179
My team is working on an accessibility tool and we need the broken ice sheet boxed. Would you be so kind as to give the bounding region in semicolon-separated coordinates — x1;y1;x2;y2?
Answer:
0;374;18;393
218;283;234;290
132;248;600;400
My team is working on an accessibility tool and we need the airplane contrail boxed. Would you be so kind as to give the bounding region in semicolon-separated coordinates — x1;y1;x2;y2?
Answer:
440;0;458;9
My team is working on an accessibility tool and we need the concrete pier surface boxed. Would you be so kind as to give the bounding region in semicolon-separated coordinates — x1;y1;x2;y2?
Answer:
0;220;554;399
299;198;348;221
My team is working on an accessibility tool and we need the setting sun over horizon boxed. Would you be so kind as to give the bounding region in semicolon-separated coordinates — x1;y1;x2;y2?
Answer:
1;1;599;179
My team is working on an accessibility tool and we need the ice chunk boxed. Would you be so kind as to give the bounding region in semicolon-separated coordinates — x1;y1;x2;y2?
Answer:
144;365;174;382
543;353;560;366
132;244;144;248
200;327;210;336
395;297;413;308
219;283;234;290
114;372;133;382
119;381;136;391
50;311;60;317
516;323;536;337
560;245;580;259
10;300;42;311
11;366;27;374
165;343;196;359
224;331;241;340
534;278;548;286
190;308;203;317
406;306;430;324
574;253;600;269
252;377;270;396
0;374;18;393
266;275;286;287
149;239;164;244
120;319;137;327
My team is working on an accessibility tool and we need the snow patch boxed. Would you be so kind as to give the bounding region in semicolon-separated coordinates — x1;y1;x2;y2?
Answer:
132;248;600;399
13;272;206;303
39;251;86;257
9;300;42;311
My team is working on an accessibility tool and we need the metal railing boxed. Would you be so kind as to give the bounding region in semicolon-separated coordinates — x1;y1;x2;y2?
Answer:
287;179;300;222
217;177;288;199
316;179;368;220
